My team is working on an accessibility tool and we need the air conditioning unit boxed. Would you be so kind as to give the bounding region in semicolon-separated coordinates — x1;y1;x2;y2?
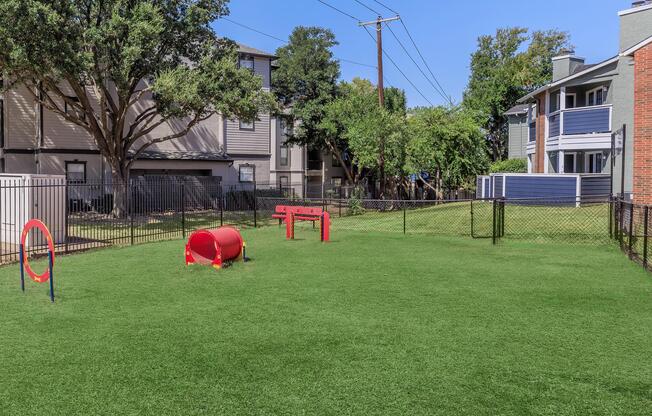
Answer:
0;174;66;249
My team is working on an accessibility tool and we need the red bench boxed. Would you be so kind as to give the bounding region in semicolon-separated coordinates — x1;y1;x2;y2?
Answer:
272;205;323;225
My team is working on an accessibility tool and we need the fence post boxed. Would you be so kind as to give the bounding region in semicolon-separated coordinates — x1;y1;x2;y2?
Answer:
403;204;406;235
129;184;135;246
470;199;474;238
220;184;224;227
492;199;497;245
609;198;613;240
501;199;505;238
64;182;70;254
339;186;343;217
253;181;258;228
644;206;649;269
619;200;625;249
628;202;635;259
181;182;186;239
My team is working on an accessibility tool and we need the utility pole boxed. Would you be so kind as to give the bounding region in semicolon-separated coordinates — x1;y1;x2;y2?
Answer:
359;15;399;198
359;15;399;106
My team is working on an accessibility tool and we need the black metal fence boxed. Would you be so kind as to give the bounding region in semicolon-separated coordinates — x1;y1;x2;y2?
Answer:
613;199;652;272
0;176;627;267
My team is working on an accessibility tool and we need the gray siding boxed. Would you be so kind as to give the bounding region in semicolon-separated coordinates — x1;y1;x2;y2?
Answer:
563;107;611;135
504;175;578;199
580;175;611;197
620;7;652;51
612;56;635;196
507;114;528;159
225;113;271;155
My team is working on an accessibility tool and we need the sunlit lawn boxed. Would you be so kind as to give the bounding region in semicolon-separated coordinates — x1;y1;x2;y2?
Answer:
1;225;650;415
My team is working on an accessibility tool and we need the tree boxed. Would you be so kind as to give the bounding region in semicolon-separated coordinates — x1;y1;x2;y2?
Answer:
321;78;407;197
406;107;488;198
271;27;345;176
0;0;274;214
463;28;571;161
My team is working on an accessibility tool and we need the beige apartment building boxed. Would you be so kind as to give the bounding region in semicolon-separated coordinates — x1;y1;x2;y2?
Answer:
0;43;346;197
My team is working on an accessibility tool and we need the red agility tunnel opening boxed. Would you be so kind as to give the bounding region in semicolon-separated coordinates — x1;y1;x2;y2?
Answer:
185;227;244;269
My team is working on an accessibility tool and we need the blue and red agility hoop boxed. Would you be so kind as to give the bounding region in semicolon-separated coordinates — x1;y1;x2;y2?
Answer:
20;219;56;302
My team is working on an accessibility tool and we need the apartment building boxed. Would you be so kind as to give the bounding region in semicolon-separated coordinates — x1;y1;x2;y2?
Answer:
0;42;345;196
502;1;652;202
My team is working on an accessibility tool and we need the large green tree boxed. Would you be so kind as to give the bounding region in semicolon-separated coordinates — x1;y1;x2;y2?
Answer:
406;107;488;198
0;0;273;214
463;27;571;161
271;27;345;172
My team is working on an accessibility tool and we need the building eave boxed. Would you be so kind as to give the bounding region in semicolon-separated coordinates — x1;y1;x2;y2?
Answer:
517;56;619;103
618;3;652;16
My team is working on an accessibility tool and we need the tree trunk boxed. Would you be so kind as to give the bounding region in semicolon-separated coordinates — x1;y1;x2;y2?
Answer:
110;163;130;218
435;169;443;201
328;143;355;185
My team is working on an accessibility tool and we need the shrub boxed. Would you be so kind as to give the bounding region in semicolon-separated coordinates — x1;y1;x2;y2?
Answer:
347;187;366;216
489;158;527;173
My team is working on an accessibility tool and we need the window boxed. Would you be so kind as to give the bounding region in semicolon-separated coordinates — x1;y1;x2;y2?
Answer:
66;161;86;183
239;55;255;72
586;152;604;173
239;164;255;182
279;176;289;188
64;96;85;121
279;145;289;166
332;177;342;187
563;153;577;174
239;119;255;131
0;158;5;173
550;91;561;113
565;93;576;109
586;86;607;106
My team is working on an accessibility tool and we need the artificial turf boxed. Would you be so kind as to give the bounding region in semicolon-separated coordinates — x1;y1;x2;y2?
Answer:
1;226;651;415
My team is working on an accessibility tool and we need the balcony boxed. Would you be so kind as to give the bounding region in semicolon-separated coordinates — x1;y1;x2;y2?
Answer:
546;105;612;151
548;105;612;138
307;160;322;171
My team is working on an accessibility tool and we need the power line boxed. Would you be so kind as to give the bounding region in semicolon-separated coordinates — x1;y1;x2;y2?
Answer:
362;26;433;106
398;18;452;105
383;22;449;103
353;0;382;16
339;58;376;69
315;0;439;106
221;17;287;43
220;16;378;70
371;0;399;15
316;0;360;21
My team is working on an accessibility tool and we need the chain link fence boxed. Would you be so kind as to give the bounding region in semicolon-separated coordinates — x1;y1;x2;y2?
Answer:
0;175;629;268
614;200;651;271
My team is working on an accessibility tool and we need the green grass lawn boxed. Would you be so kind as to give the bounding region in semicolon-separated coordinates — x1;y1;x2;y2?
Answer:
1;226;651;415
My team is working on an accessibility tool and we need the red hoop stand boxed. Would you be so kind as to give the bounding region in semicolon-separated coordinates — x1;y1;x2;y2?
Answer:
20;219;55;302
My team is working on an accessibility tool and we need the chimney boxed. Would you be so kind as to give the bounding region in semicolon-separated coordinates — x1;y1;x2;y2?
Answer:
552;50;585;82
620;1;652;52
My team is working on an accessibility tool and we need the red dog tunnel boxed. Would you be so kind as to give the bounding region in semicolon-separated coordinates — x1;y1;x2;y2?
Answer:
185;227;245;269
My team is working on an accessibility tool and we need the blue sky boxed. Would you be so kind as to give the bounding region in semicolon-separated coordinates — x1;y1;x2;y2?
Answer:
213;0;634;107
